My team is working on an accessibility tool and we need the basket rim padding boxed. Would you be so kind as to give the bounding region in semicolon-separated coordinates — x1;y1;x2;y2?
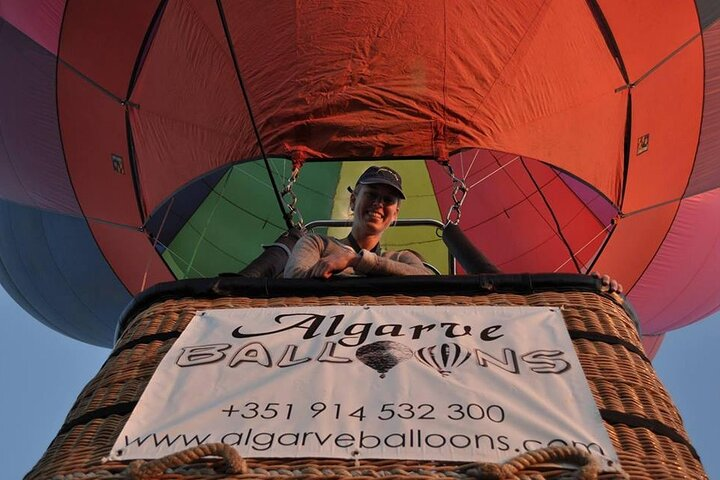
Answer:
117;273;638;344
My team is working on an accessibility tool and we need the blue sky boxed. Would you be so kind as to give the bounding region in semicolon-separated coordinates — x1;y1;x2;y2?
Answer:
0;290;717;480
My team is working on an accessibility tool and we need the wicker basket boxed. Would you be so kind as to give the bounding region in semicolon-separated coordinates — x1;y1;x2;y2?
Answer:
26;276;707;480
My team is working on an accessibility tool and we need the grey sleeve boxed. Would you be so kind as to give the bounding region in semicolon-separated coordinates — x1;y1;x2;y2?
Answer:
353;249;434;276
283;234;326;278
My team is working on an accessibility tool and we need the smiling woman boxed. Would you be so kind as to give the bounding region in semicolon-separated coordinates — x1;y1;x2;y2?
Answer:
283;166;435;278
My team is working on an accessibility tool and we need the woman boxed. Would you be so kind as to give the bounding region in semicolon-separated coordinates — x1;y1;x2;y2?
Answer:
283;166;433;278
283;165;623;291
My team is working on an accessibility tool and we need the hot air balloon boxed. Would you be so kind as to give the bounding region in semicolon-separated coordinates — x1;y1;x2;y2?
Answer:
356;340;414;378
415;343;471;377
1;1;719;354
1;0;717;478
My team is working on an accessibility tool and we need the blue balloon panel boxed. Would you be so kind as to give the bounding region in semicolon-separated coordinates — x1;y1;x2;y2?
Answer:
0;199;131;346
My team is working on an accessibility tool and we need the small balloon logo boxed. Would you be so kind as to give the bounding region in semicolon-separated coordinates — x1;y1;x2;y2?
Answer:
356;341;414;378
415;343;471;377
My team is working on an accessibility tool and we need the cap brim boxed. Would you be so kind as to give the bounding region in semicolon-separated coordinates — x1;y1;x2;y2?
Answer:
357;179;406;199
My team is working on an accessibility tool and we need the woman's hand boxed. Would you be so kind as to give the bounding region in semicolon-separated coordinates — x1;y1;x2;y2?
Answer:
591;271;623;293
310;248;359;279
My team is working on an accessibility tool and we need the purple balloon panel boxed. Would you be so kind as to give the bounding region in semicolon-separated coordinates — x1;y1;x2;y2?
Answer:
629;188;720;334
0;18;80;215
687;20;720;196
0;0;64;54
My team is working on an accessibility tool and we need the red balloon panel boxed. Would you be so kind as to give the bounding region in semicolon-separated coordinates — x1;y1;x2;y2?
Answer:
640;334;664;359
88;220;172;295
59;0;161;99
428;152;609;274
57;63;142;226
130;0;259;215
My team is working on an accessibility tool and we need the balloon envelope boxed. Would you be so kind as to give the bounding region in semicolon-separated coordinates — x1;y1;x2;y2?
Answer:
1;0;719;350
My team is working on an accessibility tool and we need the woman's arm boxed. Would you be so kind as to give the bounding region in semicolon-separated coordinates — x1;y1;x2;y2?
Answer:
353;249;434;276
285;235;434;278
283;234;327;278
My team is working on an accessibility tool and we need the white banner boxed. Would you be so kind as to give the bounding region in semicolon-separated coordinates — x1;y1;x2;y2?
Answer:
110;305;617;464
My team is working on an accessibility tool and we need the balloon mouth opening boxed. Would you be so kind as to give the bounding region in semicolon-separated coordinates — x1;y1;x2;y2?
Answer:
143;151;618;281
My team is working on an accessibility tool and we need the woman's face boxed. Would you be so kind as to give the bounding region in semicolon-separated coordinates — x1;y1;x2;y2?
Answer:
350;184;400;236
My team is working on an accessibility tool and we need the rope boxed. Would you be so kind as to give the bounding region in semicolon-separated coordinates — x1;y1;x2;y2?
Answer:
458;446;627;480
125;443;247;479
467;155;519;190
215;0;293;230
519;158;583;274
120;443;625;479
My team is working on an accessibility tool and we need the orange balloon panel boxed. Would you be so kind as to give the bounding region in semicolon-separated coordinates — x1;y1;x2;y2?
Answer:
621;37;704;212
593;202;678;290
598;0;700;81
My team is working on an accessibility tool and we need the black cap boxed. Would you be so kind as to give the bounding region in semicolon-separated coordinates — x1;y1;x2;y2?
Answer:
354;166;405;199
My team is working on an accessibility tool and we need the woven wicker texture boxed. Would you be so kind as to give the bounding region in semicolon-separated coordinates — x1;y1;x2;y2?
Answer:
27;291;707;480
